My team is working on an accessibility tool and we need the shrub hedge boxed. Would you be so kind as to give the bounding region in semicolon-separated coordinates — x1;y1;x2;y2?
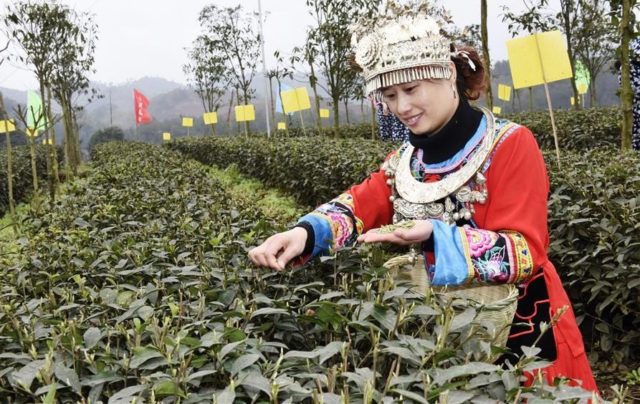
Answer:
0;142;591;401
270;107;621;151
545;148;640;363
171;135;640;363
0;145;56;218
505;108;620;150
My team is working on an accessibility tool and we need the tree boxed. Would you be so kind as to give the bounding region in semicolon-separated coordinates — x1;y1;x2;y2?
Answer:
573;0;616;106
501;0;583;110
183;35;228;136
609;0;638;149
304;0;381;129
4;0;72;199
290;41;322;129
198;4;260;135
48;6;98;176
481;0;493;109
88;126;124;152
267;50;294;129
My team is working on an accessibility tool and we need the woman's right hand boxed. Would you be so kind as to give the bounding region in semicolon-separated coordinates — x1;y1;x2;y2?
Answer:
248;227;308;271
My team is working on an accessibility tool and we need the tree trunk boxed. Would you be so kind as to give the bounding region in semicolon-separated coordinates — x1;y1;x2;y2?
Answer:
344;99;350;125
226;89;235;134
39;83;56;201
370;99;376;140
481;0;493;109
309;62;321;131
46;87;60;188
60;94;73;180
242;89;250;136
332;95;340;130
268;77;275;127
620;0;633;149
528;87;534;111
27;133;38;192
4;131;18;235
561;0;582;110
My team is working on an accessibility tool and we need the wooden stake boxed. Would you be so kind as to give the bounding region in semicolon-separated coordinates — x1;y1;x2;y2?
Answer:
534;34;561;168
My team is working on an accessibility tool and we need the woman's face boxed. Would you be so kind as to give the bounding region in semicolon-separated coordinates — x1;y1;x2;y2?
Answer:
381;68;458;135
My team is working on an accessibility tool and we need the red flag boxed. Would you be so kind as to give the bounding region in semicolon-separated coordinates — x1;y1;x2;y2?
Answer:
133;89;152;126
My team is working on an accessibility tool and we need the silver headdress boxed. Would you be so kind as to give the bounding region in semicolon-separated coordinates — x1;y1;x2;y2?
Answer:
351;2;452;97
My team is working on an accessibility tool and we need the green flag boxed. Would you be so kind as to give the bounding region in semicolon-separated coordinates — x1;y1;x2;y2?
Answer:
27;90;45;130
575;61;591;94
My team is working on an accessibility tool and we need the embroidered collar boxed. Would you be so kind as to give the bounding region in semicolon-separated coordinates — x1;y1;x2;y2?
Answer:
395;107;495;204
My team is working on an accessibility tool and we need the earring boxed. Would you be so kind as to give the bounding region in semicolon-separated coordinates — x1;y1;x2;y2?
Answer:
452;83;457;99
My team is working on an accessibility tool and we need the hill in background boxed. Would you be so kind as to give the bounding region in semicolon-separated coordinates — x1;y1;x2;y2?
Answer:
0;60;621;149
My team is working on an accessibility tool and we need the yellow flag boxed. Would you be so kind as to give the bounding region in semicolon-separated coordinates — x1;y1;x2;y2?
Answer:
0;120;16;133
577;82;588;95
498;84;512;101
203;112;218;125
163;132;171;141
235;105;256;122
492;106;502;115
182;117;193;127
506;30;572;89
277;122;286;130
281;87;311;113
319;108;330;118
570;97;575;106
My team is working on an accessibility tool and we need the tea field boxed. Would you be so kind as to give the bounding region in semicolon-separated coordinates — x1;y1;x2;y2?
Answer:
0;142;605;403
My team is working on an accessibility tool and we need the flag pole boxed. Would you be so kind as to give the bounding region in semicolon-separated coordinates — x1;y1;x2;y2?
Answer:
258;0;271;138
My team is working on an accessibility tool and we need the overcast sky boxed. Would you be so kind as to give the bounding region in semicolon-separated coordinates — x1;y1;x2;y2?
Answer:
0;0;534;91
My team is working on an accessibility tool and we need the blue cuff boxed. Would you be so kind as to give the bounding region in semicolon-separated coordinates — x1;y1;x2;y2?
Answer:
431;220;470;286
297;214;333;257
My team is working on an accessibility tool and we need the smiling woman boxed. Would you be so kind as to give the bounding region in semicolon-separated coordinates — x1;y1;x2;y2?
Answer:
248;0;598;394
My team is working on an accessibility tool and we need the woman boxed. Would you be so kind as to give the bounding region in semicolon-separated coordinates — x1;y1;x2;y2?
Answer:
249;5;598;393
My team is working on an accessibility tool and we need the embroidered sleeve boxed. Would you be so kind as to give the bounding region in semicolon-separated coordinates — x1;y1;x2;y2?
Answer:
426;127;547;286
428;221;533;286
297;193;364;257
295;160;395;259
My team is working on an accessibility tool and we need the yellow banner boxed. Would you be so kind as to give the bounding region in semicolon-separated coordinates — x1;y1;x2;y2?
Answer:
281;87;311;113
319;108;330;118
0;120;16;133
577;82;588;95
570;97;575;106
235;105;255;122
182;117;193;127
277;122;286;130
163;132;171;141
506;30;572;89
203;112;218;125
498;84;512;101
492;106;502;115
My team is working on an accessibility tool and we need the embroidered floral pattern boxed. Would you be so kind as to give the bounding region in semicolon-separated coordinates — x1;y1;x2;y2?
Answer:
310;193;364;250
459;226;533;284
465;227;500;258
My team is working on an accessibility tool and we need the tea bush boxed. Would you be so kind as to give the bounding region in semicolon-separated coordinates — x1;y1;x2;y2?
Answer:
546;148;640;363
0;142;591;402
168;136;394;207
273;107;620;149
505;108;620;150
0;145;55;218
171;135;640;363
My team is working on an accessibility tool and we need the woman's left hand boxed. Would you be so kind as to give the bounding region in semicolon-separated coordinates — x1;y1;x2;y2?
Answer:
357;220;433;246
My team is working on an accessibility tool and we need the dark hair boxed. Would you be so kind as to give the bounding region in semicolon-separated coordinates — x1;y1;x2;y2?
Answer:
450;45;486;101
